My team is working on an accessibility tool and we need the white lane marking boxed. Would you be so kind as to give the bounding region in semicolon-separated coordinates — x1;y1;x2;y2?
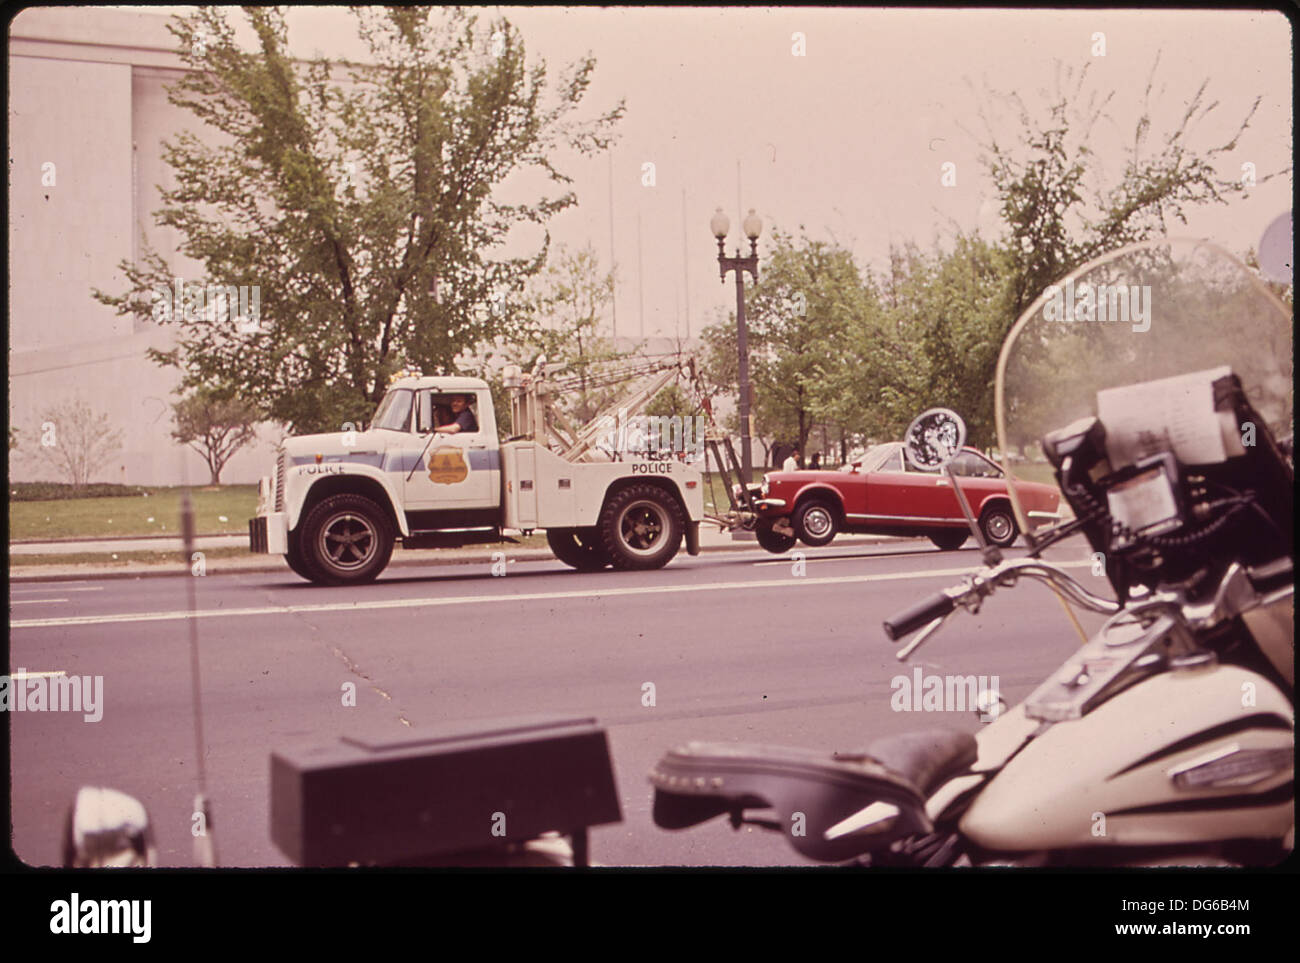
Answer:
10;598;69;605
753;551;951;567
11;586;105;594
8;671;66;679
10;561;1096;630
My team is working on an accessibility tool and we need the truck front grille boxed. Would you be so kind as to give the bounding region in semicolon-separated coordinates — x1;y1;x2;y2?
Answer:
274;448;286;511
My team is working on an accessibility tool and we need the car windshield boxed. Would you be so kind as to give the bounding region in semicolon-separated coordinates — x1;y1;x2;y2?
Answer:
372;389;413;432
856;444;899;472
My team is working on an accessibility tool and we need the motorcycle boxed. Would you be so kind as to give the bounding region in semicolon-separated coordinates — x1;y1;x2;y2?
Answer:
649;237;1294;866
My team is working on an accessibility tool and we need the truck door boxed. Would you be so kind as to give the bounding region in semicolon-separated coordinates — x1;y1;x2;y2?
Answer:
403;389;499;513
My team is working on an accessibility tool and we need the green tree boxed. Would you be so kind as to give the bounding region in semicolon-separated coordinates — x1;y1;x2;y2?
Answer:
171;388;262;484
745;230;872;456
973;57;1284;322
525;242;622;423
875;235;1015;447
93;7;622;434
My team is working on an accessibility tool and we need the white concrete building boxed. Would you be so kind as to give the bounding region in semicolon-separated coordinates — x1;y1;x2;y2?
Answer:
8;7;285;485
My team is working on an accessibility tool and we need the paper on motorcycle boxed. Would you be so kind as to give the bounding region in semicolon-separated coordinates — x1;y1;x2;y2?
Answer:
1097;366;1239;468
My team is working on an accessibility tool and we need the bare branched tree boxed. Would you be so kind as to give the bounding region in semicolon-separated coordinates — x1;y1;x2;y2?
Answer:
35;400;125;489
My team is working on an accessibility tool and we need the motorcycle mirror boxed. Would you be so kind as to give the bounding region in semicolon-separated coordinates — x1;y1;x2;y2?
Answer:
904;408;967;472
62;786;158;868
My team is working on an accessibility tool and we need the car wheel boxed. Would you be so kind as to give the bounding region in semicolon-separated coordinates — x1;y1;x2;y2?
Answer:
598;484;684;570
546;527;611;571
792;498;838;547
755;520;797;554
929;529;969;551
978;503;1019;548
298;493;394;585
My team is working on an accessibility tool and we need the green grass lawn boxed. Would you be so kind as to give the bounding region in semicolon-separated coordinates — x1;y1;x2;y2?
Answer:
1003;462;1060;486
9;486;258;540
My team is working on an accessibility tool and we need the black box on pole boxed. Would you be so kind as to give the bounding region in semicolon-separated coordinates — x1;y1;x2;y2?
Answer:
271;715;621;866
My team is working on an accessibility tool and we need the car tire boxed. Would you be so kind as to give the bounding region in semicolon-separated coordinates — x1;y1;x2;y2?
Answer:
978;503;1019;548
755;520;798;554
297;493;394;585
546;527;611;571
598;484;684;570
929;529;969;551
792;498;838;547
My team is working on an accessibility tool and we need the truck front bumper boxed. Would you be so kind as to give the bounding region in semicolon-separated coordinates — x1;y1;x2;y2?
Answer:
685;521;700;556
249;513;289;554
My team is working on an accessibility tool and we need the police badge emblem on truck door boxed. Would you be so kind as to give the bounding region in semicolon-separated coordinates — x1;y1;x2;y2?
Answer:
428;447;469;484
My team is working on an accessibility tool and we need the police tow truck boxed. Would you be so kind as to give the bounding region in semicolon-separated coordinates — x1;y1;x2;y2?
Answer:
248;356;705;584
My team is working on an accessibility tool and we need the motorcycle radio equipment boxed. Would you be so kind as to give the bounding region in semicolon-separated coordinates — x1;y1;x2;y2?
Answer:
1042;367;1293;603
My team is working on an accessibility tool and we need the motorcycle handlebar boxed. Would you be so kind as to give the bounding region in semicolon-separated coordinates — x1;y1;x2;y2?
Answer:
882;558;1124;645
883;590;956;641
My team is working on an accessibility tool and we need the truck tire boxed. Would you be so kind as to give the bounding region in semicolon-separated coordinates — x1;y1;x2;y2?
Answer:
755;520;797;554
546;527;611;571
297;493;394;585
598;484;684;570
284;543;320;582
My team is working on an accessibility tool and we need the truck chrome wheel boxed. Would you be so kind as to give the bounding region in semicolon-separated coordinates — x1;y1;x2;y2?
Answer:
598;484;684;570
297;493;394;585
618;499;668;554
319;512;379;570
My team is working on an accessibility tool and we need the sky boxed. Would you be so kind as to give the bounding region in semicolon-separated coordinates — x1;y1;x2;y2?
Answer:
130;6;1292;341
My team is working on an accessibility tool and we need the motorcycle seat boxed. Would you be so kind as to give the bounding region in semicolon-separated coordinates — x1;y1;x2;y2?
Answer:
649;730;976;862
845;729;978;797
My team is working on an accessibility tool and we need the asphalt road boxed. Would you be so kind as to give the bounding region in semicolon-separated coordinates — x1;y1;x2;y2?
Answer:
8;535;1110;867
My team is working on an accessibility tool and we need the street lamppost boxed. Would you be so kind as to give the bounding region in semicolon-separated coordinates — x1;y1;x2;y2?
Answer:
711;206;762;482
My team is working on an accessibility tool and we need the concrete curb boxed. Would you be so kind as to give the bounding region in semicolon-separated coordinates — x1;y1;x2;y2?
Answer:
11;532;245;545
8;534;902;583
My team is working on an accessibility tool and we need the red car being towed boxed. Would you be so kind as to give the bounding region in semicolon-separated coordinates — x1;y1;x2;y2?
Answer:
752;442;1061;553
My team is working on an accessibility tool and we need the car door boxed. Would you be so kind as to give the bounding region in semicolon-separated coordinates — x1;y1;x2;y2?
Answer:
860;445;942;522
403;389;498;512
935;450;1007;520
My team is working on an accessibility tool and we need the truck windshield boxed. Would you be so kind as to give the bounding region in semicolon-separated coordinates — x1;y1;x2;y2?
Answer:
372;389;414;432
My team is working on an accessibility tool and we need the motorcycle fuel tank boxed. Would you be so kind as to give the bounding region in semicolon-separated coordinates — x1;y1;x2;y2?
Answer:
960;664;1293;852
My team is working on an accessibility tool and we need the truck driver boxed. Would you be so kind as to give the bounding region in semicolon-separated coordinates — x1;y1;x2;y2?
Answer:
435;394;479;434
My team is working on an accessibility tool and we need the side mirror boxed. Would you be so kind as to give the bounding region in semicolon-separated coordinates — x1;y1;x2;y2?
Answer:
904;408;967;472
62;787;157;868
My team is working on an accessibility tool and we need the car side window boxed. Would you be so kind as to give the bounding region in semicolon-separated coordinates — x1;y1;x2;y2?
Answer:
951;452;1003;478
879;449;904;472
414;391;484;434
